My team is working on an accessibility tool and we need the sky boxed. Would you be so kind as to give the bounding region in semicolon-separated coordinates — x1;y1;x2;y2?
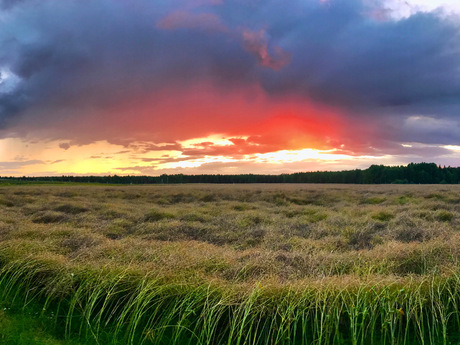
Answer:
1;0;460;176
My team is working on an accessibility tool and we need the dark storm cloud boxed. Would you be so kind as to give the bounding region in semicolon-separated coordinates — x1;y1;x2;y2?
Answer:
265;8;460;109
0;0;253;131
0;0;460;147
397;115;460;146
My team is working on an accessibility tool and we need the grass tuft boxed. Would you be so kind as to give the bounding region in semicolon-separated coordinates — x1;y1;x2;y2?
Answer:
144;209;176;221
32;211;67;224
371;211;394;222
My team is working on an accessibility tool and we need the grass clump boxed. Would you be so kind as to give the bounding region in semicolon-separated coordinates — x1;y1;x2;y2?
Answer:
233;203;251;211
54;204;88;215
32;211;67;224
180;212;207;222
435;210;453;222
343;226;380;250
396;195;410;204
371;211;394;222
394;227;427;242
0;198;14;207
103;219;135;239
144;209;175;221
305;212;328;223
362;196;386;204
61;235;100;253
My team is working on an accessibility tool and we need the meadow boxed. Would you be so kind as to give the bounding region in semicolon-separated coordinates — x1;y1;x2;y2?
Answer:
1;183;460;344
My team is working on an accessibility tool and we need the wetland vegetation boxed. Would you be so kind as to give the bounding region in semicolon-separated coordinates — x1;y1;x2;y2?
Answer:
1;183;460;344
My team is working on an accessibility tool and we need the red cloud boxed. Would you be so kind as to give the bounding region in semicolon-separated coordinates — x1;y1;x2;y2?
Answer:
14;81;377;157
241;29;291;70
157;10;290;71
157;10;228;32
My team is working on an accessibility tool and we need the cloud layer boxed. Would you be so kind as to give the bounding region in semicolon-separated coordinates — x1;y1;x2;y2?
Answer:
0;0;460;174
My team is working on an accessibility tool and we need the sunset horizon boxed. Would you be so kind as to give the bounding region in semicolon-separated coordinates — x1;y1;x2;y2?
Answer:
1;0;460;176
3;2;460;341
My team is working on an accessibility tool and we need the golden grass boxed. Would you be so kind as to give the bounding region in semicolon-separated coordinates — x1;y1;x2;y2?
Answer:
1;184;460;286
1;184;460;344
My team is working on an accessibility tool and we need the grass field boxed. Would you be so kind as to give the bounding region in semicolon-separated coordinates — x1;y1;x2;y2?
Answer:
1;183;460;344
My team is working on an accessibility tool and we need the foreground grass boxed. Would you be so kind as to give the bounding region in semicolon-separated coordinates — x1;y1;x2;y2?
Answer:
1;184;460;344
0;305;82;345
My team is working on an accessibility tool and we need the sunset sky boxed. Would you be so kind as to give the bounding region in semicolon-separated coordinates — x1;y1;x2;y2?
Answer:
1;0;460;176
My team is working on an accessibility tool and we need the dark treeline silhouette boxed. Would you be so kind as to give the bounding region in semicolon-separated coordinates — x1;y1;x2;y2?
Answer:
1;163;460;184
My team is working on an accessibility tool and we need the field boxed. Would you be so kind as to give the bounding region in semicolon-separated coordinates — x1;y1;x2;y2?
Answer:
1;183;460;344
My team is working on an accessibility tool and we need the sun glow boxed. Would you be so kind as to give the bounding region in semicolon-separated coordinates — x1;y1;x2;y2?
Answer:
1;135;389;177
253;148;374;164
179;135;248;148
443;145;460;152
164;156;237;169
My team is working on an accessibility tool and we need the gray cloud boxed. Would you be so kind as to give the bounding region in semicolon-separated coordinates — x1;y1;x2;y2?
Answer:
59;142;71;150
0;160;43;171
0;0;28;10
0;0;459;151
269;9;460;109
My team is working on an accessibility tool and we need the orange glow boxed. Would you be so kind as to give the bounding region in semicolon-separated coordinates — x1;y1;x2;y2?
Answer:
0;134;394;177
61;82;355;152
253;148;377;164
1;83;378;176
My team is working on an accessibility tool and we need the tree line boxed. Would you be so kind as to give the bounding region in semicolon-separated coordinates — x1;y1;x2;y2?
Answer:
1;163;459;184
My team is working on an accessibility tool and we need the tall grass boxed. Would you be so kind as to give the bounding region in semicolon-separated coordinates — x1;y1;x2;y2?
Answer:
2;257;460;344
2;184;460;344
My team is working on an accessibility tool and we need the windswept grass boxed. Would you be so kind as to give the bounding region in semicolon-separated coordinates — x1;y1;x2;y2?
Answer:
1;184;460;344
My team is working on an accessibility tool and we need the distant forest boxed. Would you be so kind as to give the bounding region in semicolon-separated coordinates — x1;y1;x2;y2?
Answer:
2;163;460;184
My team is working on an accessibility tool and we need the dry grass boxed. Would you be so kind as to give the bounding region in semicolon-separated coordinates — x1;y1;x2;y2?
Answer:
1;184;459;285
1;183;460;344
